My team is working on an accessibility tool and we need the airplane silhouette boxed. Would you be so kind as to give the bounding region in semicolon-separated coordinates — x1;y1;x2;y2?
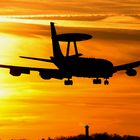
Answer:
0;22;139;85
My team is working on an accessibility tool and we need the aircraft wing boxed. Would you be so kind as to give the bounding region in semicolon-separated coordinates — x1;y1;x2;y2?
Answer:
114;61;140;72
0;64;64;79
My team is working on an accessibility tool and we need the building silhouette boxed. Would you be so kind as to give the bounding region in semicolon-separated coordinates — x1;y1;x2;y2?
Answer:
85;125;89;139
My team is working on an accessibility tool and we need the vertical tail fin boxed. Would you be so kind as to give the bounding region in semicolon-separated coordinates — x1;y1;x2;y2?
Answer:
50;22;64;58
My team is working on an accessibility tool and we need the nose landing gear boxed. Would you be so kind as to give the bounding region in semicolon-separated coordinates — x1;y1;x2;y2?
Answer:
64;79;73;85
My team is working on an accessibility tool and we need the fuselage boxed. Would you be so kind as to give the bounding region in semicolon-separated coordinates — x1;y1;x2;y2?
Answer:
52;57;114;79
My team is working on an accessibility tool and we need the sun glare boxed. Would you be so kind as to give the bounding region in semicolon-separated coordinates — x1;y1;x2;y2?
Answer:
0;33;21;64
0;34;16;47
0;17;10;22
0;89;8;98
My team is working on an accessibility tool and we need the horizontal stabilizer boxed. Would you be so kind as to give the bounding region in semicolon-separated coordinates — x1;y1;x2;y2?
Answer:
20;56;52;63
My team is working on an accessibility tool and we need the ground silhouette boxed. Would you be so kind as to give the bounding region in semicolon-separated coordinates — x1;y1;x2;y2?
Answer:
52;133;140;140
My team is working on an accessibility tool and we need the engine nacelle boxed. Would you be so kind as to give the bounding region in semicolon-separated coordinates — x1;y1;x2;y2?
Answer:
10;68;22;76
126;69;137;76
39;71;51;80
10;67;30;76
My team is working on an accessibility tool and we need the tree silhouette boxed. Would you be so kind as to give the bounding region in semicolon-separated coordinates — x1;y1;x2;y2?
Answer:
53;133;140;140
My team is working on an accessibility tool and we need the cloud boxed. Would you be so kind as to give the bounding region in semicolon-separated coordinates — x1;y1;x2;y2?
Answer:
0;21;49;38
0;0;139;15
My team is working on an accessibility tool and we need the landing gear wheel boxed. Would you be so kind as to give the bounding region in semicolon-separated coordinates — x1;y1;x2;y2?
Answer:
69;80;73;85
104;80;109;85
93;79;102;84
64;80;73;85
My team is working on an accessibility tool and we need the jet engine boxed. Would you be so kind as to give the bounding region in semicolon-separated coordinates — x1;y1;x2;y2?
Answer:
10;68;22;76
39;71;51;80
126;69;137;76
10;67;30;76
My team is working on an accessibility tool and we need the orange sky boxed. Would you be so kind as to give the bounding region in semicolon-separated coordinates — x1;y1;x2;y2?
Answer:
0;0;139;15
0;1;139;140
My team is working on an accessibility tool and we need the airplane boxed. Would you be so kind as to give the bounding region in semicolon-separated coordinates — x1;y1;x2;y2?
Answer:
0;22;139;85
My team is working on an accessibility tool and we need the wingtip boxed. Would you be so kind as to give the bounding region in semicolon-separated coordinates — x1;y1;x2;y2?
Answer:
20;56;26;58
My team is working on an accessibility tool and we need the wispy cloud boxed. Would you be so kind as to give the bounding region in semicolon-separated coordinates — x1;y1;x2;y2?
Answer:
0;0;139;15
0;21;49;37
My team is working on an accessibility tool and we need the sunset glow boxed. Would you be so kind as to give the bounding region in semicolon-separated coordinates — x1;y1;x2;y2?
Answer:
0;0;139;140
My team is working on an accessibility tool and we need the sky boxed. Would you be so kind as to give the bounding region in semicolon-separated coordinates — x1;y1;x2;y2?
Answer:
0;0;139;139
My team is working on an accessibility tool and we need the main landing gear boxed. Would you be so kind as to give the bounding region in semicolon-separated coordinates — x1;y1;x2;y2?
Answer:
104;79;109;85
93;78;102;84
64;79;73;85
93;78;109;85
